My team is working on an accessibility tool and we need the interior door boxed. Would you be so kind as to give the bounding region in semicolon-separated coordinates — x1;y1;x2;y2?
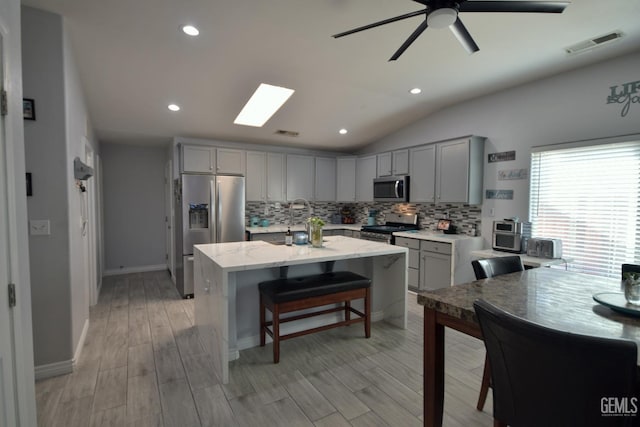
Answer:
0;34;18;427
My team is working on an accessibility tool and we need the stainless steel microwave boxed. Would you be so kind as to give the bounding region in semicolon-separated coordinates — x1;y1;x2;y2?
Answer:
373;176;409;202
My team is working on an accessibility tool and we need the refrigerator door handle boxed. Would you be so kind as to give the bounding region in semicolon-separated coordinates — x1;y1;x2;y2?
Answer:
216;180;222;242
210;179;216;244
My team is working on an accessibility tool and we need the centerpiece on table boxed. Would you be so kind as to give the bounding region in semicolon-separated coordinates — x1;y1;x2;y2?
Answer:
623;272;640;305
307;217;325;248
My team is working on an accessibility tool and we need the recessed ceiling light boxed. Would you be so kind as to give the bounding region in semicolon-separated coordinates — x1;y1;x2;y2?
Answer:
234;83;295;127
410;88;422;95
168;104;180;112
182;25;199;36
339;129;348;135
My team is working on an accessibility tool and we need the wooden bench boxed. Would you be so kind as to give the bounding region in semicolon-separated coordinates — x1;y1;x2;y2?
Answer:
259;271;371;363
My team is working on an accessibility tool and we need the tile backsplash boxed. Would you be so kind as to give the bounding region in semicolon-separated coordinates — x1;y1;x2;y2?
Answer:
246;201;481;236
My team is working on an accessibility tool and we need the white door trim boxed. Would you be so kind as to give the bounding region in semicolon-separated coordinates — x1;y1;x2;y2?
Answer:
0;8;37;425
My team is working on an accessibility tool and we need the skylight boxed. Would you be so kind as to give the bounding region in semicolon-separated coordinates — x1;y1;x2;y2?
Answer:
234;83;295;127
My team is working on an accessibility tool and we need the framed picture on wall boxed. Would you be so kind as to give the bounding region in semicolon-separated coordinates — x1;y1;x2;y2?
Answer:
23;98;36;120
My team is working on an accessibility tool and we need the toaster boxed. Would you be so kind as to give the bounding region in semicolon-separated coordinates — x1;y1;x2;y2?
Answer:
527;238;563;259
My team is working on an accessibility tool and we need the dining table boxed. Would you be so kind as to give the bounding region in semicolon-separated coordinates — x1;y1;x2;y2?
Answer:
417;267;640;427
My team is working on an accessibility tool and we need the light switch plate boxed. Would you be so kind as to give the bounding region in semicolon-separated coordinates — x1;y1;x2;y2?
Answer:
30;219;50;235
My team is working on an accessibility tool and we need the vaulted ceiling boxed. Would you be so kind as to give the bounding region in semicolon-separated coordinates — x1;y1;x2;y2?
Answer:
21;0;640;151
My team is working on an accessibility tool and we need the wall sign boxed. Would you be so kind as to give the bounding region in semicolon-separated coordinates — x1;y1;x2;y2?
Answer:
498;169;528;180
607;79;640;117
486;190;514;200
488;150;515;163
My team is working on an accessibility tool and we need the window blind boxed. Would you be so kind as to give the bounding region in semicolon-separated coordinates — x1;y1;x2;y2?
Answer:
530;140;640;278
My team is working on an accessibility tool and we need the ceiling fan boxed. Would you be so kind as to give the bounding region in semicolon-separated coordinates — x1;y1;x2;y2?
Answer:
333;1;570;61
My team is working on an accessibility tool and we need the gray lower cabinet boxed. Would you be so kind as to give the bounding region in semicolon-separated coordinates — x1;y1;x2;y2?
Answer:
250;232;286;243
420;241;452;291
395;235;483;291
395;237;421;290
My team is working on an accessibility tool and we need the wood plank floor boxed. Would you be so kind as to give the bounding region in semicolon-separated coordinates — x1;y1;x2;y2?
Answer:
35;270;494;426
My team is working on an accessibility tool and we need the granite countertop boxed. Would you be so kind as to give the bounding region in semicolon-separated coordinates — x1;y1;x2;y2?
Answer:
246;223;364;234
417;268;640;345
195;235;407;272
393;230;482;242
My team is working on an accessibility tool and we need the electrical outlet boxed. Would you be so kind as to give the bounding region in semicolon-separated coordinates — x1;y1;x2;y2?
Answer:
275;202;281;209
30;219;50;236
489;208;495;217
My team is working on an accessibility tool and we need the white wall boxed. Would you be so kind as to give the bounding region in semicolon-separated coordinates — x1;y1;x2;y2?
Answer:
0;0;37;422
22;6;98;370
63;20;98;359
362;51;640;243
101;143;167;272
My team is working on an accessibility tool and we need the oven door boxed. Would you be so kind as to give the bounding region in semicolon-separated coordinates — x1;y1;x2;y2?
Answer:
360;231;392;244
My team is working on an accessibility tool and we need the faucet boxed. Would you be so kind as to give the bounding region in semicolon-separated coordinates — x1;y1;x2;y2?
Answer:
289;198;312;234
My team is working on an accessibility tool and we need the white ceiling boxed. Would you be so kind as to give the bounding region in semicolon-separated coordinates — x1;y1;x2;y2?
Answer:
20;0;640;151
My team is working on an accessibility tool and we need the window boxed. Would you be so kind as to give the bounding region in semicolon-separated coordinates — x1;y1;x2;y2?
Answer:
530;138;640;278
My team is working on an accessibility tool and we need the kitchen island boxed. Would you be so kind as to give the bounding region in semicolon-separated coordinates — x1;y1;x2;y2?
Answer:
194;235;408;383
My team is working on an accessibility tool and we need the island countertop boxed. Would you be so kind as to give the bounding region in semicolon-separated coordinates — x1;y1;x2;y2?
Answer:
195;235;407;272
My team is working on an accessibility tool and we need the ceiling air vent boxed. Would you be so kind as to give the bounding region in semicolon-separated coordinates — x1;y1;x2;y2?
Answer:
274;129;299;137
565;31;624;55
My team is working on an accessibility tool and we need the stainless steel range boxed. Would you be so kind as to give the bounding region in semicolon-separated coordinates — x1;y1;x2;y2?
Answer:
360;213;419;244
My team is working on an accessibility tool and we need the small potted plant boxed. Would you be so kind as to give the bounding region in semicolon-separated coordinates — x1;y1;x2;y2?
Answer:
307;217;325;248
623;272;640;305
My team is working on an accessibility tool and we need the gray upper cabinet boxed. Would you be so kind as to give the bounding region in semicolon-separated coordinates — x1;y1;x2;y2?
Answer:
409;145;436;202
266;153;286;201
336;157;356;202
246;151;286;202
377;149;409;177
356;155;377;202
216;148;245;175
314;157;336;202
181;145;216;173
435;136;485;204
286;154;315;201
377;152;392;177
245;151;267;201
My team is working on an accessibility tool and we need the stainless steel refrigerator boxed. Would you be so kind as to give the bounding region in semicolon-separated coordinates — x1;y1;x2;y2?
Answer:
174;174;245;298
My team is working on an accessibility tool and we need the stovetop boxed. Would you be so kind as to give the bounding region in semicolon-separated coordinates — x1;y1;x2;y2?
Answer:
361;223;420;234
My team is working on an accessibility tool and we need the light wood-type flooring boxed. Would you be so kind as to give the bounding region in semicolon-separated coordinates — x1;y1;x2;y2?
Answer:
35;270;494;426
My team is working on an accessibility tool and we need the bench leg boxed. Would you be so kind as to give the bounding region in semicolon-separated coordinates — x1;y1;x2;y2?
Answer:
345;300;351;322
273;304;280;363
365;288;371;338
260;294;266;347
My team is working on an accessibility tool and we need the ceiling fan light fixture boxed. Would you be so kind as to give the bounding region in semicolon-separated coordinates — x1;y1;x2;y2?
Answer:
427;8;457;29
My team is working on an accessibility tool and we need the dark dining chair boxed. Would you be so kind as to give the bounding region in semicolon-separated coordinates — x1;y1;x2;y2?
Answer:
471;255;525;411
474;299;639;427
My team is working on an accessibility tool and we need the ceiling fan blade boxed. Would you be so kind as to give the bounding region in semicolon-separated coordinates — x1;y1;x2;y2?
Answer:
459;1;569;13
389;19;429;61
333;9;426;38
450;18;479;54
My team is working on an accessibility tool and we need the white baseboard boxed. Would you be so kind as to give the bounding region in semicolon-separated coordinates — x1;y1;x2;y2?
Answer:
35;317;90;380
103;264;167;276
72;318;89;367
34;360;74;380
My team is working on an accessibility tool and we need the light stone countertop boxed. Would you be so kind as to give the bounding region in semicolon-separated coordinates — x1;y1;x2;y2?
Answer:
194;235;407;272
246;223;363;234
